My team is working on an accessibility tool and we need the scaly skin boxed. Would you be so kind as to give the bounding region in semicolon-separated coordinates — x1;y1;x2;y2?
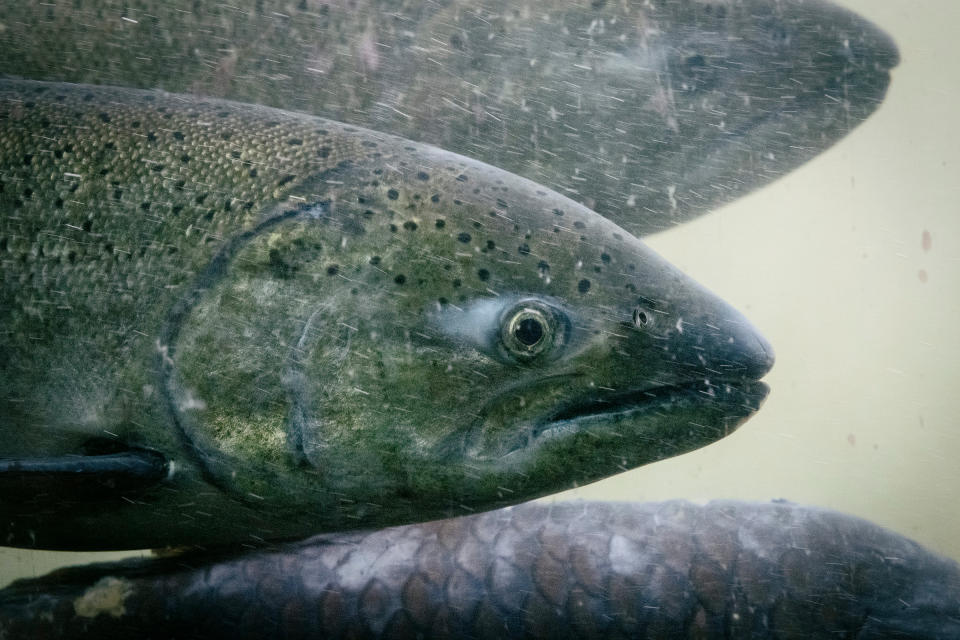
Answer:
1;500;958;639
0;0;898;236
0;80;771;549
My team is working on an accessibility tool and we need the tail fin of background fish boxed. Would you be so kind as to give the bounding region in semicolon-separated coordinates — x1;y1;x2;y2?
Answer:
2;501;957;639
0;0;898;235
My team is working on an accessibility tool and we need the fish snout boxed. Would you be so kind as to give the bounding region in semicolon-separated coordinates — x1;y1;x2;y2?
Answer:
649;303;775;388
719;316;775;382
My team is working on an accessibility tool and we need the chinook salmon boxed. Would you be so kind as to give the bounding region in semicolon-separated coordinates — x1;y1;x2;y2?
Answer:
0;80;772;550
2;500;958;639
0;0;898;236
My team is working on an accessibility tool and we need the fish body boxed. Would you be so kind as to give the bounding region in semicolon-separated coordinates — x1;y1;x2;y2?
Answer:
2;500;958;639
0;0;899;235
0;81;771;549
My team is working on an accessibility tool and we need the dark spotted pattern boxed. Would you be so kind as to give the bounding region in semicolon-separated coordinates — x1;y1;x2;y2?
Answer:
0;80;774;550
0;0;898;236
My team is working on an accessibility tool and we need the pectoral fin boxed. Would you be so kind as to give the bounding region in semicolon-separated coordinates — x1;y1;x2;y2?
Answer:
0;449;168;502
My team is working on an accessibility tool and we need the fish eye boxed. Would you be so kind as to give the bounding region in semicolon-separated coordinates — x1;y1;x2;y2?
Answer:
500;300;565;361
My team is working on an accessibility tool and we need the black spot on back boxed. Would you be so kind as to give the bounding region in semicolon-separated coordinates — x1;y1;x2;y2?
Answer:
578;279;591;293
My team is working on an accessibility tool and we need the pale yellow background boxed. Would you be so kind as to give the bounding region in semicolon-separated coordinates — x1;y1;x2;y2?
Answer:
567;0;960;561
2;0;958;587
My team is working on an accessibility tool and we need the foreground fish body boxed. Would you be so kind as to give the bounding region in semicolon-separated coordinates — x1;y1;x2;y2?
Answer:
0;81;771;549
2;500;958;639
0;0;898;235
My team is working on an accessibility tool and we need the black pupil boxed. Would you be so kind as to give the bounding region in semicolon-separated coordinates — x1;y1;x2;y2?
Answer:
515;317;544;346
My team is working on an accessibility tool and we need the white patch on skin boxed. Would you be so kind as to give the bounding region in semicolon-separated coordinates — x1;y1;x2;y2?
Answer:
609;534;648;576
335;535;422;591
155;340;174;366
432;298;502;346
73;577;134;619
178;389;207;411
358;28;380;72
675;317;685;334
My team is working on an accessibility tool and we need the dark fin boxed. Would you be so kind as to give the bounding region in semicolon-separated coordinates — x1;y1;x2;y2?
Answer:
0;449;168;502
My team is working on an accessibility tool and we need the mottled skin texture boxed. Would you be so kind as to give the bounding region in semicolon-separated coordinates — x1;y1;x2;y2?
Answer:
0;0;898;236
0;80;771;549
1;500;958;639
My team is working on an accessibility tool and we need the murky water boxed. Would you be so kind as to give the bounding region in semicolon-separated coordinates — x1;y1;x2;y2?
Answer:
568;0;960;559
1;0;958;589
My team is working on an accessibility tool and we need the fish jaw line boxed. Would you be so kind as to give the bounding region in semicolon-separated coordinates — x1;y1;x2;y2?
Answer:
462;376;770;468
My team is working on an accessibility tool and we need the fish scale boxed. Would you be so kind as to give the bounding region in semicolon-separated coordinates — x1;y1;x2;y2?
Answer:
2;501;959;638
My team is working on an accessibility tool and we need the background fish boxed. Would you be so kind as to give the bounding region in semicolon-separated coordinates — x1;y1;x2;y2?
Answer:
2;500;958;639
0;81;771;550
0;0;898;236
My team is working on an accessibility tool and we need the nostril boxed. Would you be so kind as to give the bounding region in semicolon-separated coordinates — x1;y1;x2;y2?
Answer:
632;306;654;328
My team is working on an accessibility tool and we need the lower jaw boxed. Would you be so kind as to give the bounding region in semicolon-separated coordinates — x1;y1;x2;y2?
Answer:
479;379;770;466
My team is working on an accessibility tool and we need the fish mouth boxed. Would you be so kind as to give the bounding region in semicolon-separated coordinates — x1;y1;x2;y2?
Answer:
546;380;768;427
465;378;770;467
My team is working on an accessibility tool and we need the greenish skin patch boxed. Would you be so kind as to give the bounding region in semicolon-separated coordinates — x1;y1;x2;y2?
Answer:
0;0;898;236
0;80;771;549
